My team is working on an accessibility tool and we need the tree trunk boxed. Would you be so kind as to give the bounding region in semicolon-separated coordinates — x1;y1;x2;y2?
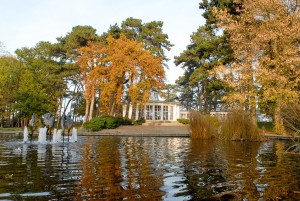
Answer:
204;93;208;113
250;104;257;126
11;111;14;127
56;96;63;128
125;99;131;118
88;89;95;121
274;104;286;135
115;102;122;117
131;103;137;121
197;83;202;111
22;117;27;128
0;115;3;128
8;110;11;127
110;101;115;116
84;100;90;123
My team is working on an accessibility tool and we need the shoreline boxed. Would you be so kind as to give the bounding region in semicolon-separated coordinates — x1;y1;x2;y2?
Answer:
0;125;299;140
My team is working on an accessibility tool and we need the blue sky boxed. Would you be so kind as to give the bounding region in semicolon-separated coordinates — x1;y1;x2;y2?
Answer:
0;0;205;83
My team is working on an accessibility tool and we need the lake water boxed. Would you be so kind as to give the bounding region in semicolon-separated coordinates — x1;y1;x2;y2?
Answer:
0;134;299;200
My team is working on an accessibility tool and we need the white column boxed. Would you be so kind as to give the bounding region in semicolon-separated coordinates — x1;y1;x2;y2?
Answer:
144;105;146;120
129;105;133;119
161;103;163;120
152;104;154;120
176;105;180;120
135;104;139;120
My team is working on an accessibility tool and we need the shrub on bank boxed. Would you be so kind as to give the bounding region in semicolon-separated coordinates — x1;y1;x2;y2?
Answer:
102;115;119;129
177;118;190;124
84;115;119;131
257;122;274;132
83;118;104;131
116;117;133;125
134;117;145;125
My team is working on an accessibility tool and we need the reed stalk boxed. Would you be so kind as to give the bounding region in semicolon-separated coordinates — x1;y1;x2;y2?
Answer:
281;103;300;153
281;103;300;136
219;110;262;141
189;111;217;139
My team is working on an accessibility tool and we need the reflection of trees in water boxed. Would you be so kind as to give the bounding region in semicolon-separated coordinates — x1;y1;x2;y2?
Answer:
255;141;300;200
184;140;300;200
221;141;262;200
0;143;69;198
182;140;230;200
0;143;45;195
78;137;123;200
182;140;267;200
78;137;164;200
121;137;165;200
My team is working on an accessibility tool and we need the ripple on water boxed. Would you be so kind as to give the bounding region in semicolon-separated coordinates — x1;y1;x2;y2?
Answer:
0;135;299;200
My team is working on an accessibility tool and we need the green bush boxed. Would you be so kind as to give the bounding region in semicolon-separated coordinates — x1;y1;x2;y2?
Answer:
116;117;133;125
257;122;274;131
83;117;105;131
177;118;190;124
101;115;119;129
134;117;145;125
83;115;119;131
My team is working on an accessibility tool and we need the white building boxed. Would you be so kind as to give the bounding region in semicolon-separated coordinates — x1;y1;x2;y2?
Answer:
123;91;186;122
123;101;182;121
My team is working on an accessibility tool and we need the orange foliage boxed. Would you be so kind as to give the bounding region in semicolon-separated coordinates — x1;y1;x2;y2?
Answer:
76;34;165;119
213;0;300;133
213;0;299;114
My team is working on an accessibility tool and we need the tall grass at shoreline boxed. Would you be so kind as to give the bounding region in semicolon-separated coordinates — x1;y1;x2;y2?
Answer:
281;103;300;153
281;103;300;136
219;110;263;141
189;110;263;141
189;111;217;139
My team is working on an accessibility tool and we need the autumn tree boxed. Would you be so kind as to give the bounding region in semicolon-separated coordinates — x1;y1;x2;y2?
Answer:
76;34;165;121
75;41;107;121
101;17;173;63
52;25;100;122
214;0;300;132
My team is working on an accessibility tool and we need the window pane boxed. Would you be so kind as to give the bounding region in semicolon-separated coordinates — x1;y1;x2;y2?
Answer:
163;106;168;120
170;106;173;120
146;105;153;120
154;105;161;120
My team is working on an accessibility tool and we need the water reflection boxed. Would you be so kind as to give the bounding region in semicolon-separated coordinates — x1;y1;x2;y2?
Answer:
78;137;124;200
78;137;166;200
255;141;300;200
0;135;299;200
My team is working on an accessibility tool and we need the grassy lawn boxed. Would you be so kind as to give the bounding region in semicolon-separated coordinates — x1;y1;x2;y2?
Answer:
0;127;23;131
